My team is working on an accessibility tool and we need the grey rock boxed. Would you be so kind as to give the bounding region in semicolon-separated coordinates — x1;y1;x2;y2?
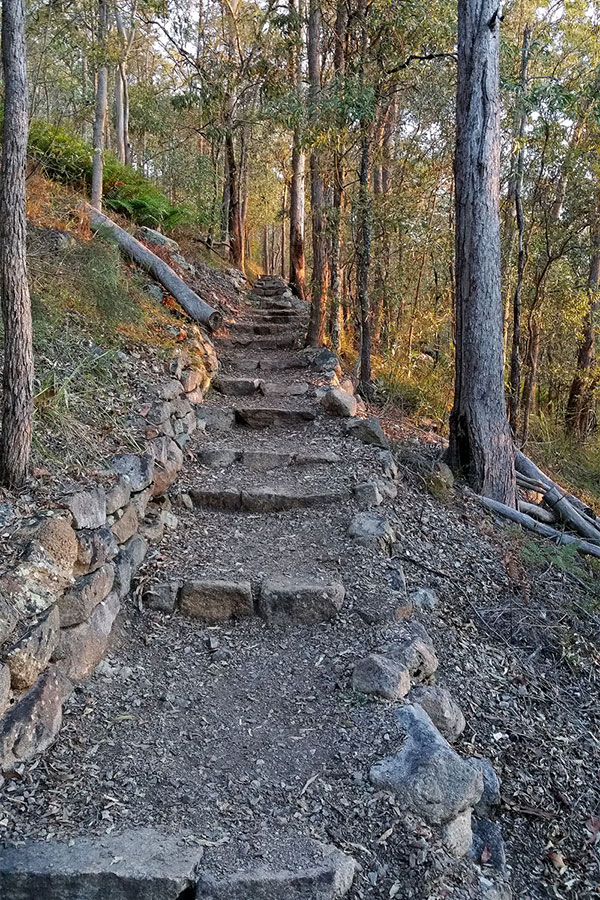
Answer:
155;379;184;401
375;477;398;500
54;592;120;681
0;502;16;527
369;704;483;825
5;607;60;690
144;582;180;613
0;598;19;649
110;453;155;492
379;621;438;681
378;450;398;480
105;477;132;516
352;654;410;700
66;485;106;530
348;512;395;551
111;504;139;545
345;417;389;449
470;758;501;816
196;836;355;899
179;580;253;622
353;482;383;509
58;564;115;627
213;376;262;397
198;406;236;431
469;818;507;874
0;663;11;716
410;685;465;741
0;827;203;899
409;587;439;610
0;538;75;618
75;527;118;576
320;387;357;418
442;808;473;858
259;579;345;624
235;406;316;428
129;487;152;520
197;448;241;468
146;283;165;304
297;347;342;376
0;666;72;769
112;535;148;600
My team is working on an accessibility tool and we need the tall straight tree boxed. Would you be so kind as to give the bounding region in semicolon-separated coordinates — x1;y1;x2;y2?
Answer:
288;0;307;301
91;0;109;209
305;0;326;346
0;0;34;487
447;0;516;504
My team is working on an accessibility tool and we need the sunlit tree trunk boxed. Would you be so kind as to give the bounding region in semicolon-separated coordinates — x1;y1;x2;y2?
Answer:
447;0;516;504
91;0;108;209
289;0;306;300
356;0;373;394
0;0;34;487
329;0;348;349
305;0;326;346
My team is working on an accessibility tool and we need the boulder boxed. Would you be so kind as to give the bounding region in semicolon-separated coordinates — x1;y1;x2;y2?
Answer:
179;580;253;622
320;388;357;418
409;587;439;610
75;526;118;576
348;512;395;551
105;476;132;516
369;705;483;825
378;622;439;682
442;808;473;858
144;582;180;613
0;666;72;770
470;758;501;816
58;564;115;627
344;417;389;449
54;592;120;681
66;485;106;530
353;482;383;508
410;685;465;741
112;535;148;600
111;504;139;545
297;347;342;377
181;368;204;393
35;518;78;571
0;540;74;618
110;452;155;492
0;827;204;900
155;379;184;401
259;579;345;624
129;487;152;519
0;663;12;717
5;607;60;690
352;654;411;700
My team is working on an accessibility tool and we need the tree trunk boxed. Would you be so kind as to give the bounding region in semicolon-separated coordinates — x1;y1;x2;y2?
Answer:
520;316;540;445
115;65;126;164
305;0;326;346
288;0;307;300
508;24;532;436
565;194;600;437
447;0;516;505
226;130;244;272
91;0;108;209
0;0;34;487
329;0;348;350
356;0;372;394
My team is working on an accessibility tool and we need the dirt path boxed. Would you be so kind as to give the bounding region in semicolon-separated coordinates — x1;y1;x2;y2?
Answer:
2;277;598;900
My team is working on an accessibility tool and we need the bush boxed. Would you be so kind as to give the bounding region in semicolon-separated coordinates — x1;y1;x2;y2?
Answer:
28;120;192;229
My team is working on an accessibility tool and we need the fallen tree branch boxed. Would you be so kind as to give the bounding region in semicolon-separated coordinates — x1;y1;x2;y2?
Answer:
86;204;223;331
479;495;600;559
542;485;600;544
518;500;556;525
515;451;597;521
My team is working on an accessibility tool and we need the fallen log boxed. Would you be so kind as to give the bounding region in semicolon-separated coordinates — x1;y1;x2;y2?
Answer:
86;205;223;331
542;485;600;544
515;451;597;521
479;496;600;560
518;500;556;525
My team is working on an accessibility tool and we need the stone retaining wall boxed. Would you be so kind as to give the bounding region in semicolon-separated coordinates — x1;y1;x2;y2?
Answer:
0;334;218;772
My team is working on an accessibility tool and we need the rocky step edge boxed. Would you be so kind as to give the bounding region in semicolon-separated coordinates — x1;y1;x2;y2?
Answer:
0;826;356;900
0;332;219;773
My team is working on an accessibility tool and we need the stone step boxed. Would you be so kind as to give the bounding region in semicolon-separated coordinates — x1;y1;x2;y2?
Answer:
213;376;262;397
196;446;341;470
235;405;316;428
230;322;296;336
251;308;306;320
260;381;309;398
0;828;355;900
219;335;298;351
190;485;345;512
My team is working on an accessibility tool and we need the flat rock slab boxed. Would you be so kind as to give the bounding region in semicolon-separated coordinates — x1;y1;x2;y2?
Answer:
0;827;203;899
196;834;354;899
179;580;253;621
190;487;345;513
259;579;345;624
235;407;316;429
213;376;262;397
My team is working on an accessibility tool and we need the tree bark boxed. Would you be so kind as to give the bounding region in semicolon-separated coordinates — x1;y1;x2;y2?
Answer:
329;0;348;350
508;24;531;435
87;205;223;330
447;0;516;504
565;190;600;437
305;0;326;346
288;0;307;300
91;0;109;210
0;0;34;488
225;130;244;272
